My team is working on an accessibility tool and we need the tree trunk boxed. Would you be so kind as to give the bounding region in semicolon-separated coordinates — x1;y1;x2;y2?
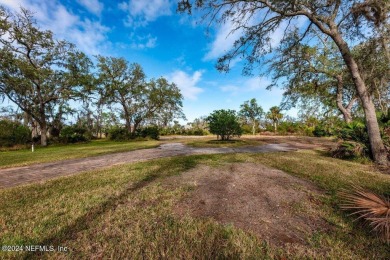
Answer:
132;118;142;136
40;121;48;147
124;116;131;132
252;122;256;135
332;33;388;165
335;75;355;123
120;100;132;132
274;122;277;133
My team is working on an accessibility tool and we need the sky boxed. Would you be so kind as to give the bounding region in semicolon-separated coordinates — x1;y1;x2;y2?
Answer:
0;0;298;123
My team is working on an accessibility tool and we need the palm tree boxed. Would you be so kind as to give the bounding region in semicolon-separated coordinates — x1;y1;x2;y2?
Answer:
266;106;283;132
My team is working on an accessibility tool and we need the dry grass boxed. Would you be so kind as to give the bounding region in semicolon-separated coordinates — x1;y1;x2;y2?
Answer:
340;186;390;243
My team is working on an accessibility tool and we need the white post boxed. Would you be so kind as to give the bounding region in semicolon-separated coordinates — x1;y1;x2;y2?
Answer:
32;144;34;152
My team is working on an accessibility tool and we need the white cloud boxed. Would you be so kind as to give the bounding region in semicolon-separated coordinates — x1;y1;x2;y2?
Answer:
77;0;104;16
246;77;272;91
219;76;272;95
220;85;239;93
118;0;172;27
0;0;110;55
167;70;204;100
130;34;157;49
203;20;242;61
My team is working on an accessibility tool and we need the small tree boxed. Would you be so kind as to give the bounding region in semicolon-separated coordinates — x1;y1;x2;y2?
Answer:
239;98;264;135
206;109;242;140
266;106;283;133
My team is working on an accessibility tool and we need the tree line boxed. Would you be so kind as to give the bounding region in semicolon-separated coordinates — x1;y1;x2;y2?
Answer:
0;6;185;146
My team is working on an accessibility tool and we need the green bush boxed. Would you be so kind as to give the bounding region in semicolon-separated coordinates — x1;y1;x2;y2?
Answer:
60;126;90;143
140;126;160;140
185;128;209;135
277;122;302;135
0;120;31;147
107;127;132;141
241;124;253;134
337;121;369;144
313;124;331;137
206;109;242;140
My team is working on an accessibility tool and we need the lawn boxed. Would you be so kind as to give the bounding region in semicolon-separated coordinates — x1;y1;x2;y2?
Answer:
0;139;161;169
1;150;389;259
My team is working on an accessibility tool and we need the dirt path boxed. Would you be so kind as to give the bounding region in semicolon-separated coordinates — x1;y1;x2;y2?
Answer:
0;143;300;189
169;163;330;246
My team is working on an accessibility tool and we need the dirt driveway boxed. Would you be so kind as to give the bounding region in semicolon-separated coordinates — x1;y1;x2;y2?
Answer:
0;141;323;189
169;163;330;246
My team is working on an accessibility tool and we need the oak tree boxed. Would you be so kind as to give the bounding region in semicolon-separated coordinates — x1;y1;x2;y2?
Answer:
0;7;92;146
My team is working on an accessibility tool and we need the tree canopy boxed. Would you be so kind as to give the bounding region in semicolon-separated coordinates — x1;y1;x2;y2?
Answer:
207;109;242;140
0;7;92;146
266;106;283;132
239;98;264;135
96;56;184;135
178;0;390;165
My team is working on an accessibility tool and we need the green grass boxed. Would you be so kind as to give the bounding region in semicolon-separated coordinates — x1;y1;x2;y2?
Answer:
0;139;161;169
0;151;389;259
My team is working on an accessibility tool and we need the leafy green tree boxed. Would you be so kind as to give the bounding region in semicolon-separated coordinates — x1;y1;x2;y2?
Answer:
266;106;283;132
239;98;264;135
178;0;389;165
207;109;242;140
133;77;185;134
269;39;358;123
0;7;92;146
353;39;390;116
96;56;146;133
96;56;185;135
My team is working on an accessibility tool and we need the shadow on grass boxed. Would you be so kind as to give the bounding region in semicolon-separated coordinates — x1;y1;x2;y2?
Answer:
24;156;201;259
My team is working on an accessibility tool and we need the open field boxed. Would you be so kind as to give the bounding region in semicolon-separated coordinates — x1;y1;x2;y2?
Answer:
0;140;161;169
0;135;338;169
1;144;389;259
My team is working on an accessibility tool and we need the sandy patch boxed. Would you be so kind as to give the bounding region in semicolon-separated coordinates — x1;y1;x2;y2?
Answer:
168;163;330;245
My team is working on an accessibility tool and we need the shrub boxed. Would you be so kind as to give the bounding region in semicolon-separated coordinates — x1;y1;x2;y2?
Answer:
337;121;369;144
60;126;90;143
0;120;31;147
206;109;242;140
313;124;331;137
107;127;132;141
332;141;368;159
185;128;209;135
140;126;160;140
277;121;301;135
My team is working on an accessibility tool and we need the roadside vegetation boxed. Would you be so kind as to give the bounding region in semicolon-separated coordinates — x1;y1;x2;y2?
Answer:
1;151;389;259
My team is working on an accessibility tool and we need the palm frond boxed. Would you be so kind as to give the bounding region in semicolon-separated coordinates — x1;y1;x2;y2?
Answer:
339;185;390;243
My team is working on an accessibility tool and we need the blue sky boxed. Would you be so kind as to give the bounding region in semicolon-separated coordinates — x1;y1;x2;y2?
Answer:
0;0;298;123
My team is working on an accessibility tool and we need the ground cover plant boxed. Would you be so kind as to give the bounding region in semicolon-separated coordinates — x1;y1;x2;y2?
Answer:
1;150;389;259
